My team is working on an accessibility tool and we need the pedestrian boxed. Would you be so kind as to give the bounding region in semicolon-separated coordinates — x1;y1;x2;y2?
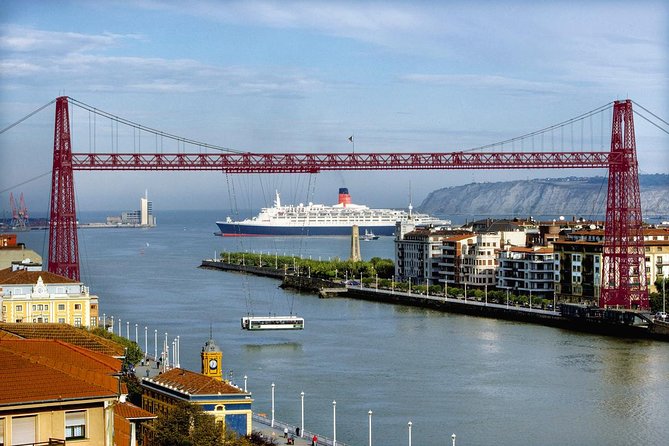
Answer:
284;427;288;438
312;434;318;446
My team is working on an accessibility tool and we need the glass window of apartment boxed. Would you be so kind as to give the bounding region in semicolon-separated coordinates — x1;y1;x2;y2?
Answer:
16;305;22;312
65;411;87;440
58;304;65;311
74;317;82;327
74;304;81;310
58;318;66;324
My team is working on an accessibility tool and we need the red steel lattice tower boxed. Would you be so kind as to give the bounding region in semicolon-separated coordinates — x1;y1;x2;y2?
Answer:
48;96;80;281
600;99;647;309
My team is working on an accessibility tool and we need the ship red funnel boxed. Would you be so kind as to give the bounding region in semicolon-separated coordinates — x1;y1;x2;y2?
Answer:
338;188;351;206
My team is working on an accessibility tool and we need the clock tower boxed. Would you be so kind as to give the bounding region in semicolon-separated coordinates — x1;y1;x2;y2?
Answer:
201;330;223;381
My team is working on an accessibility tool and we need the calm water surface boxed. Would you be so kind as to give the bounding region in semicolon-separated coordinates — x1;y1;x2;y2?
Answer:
20;211;669;446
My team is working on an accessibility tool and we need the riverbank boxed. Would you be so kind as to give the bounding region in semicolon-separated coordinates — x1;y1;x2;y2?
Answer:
200;259;669;342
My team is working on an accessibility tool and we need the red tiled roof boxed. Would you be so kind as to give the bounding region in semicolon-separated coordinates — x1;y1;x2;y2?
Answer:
0;267;77;285
4;338;122;374
0;323;126;357
507;246;554;254
445;234;476;242
148;368;245;395
115;401;157;420
0;340;119;405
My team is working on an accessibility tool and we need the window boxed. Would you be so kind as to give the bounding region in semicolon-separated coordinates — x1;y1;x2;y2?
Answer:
74;317;82;327
58;304;65;311
58;318;66;324
12;415;36;445
0;417;4;446
74;304;82;310
15;305;22;312
44;305;48;310
66;411;86;439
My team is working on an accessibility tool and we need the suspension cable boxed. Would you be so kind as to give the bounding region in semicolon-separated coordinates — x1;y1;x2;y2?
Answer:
633;100;669;127
464;101;614;152
0;99;57;135
66;97;244;154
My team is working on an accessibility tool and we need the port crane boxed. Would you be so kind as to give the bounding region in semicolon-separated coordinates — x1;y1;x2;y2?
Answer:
47;97;646;309
9;192;29;231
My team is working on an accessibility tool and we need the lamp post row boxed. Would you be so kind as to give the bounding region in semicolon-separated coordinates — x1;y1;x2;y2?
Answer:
267;383;459;446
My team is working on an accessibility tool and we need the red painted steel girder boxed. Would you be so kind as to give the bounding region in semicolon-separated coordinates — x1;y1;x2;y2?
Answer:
71;151;617;172
600;100;648;309
48;97;80;281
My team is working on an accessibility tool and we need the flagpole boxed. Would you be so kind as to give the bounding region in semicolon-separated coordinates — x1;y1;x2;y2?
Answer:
349;134;355;153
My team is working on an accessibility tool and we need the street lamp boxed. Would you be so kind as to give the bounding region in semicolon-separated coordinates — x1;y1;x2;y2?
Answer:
271;382;275;427
368;410;373;446
300;391;305;438
244;375;248;392
408;421;412;446
332;400;337;446
451;433;456;446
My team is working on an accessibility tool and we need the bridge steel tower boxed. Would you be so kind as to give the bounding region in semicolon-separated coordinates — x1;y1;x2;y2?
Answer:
48;96;80;280
600;100;647;309
46;97;648;309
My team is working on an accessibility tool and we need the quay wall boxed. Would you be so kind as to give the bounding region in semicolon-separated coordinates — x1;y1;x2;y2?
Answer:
200;260;669;342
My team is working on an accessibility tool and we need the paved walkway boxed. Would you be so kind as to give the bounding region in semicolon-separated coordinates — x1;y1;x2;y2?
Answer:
252;414;347;446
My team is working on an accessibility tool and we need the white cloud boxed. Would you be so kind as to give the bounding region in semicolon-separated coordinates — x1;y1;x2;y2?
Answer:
401;73;569;96
0;25;323;97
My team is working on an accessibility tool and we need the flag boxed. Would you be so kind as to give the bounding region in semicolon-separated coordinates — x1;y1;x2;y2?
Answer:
348;136;353;142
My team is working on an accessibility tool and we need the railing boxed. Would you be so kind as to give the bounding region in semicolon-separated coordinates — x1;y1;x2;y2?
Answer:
11;439;66;446
253;413;349;446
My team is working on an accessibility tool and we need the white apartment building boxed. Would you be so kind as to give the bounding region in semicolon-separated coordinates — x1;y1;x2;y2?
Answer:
497;246;557;298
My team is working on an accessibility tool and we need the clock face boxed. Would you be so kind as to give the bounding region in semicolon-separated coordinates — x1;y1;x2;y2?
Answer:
209;359;218;370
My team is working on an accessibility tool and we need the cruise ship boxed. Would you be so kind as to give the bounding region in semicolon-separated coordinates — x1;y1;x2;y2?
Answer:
216;188;449;236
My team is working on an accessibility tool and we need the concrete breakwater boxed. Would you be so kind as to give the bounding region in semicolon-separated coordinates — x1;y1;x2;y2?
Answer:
200;259;669;342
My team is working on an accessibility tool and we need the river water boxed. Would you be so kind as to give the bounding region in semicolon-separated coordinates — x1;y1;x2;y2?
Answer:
19;211;669;445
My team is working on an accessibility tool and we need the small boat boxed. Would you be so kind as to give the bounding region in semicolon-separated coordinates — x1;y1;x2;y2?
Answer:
361;229;379;241
241;315;305;331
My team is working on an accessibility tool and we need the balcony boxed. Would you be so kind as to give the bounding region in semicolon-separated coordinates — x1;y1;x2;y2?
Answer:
12;440;66;446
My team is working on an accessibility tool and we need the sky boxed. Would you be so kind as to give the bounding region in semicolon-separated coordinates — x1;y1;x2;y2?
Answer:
1;0;667;215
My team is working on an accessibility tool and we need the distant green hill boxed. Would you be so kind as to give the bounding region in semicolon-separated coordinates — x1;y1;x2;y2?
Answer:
418;174;669;221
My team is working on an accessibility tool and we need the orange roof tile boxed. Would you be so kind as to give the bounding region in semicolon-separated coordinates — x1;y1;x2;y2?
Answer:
115;401;157;420
148;368;245;395
3;338;122;374
445;234;476;242
0;341;118;405
0;323;126;357
0;267;77;285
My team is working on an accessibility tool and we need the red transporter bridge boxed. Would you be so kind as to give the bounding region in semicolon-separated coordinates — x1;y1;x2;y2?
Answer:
47;97;647;309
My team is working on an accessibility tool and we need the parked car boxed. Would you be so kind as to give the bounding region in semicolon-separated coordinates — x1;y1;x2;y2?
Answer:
655;312;668;321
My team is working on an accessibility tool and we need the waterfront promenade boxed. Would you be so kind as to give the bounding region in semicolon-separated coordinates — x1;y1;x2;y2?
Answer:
133;360;346;446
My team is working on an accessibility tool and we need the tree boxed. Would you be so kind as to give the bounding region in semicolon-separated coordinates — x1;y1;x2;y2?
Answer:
149;401;223;446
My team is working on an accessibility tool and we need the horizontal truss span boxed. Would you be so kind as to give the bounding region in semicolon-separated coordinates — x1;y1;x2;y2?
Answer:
71;151;616;172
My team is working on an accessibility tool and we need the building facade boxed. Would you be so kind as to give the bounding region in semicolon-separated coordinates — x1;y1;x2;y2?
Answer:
0;337;149;446
141;368;253;437
554;228;669;304
497;246;556;299
0;263;99;327
395;227;469;285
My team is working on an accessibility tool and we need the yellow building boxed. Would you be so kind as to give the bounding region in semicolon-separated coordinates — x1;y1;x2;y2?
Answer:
142;336;253;437
0;263;99;327
0;337;153;446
